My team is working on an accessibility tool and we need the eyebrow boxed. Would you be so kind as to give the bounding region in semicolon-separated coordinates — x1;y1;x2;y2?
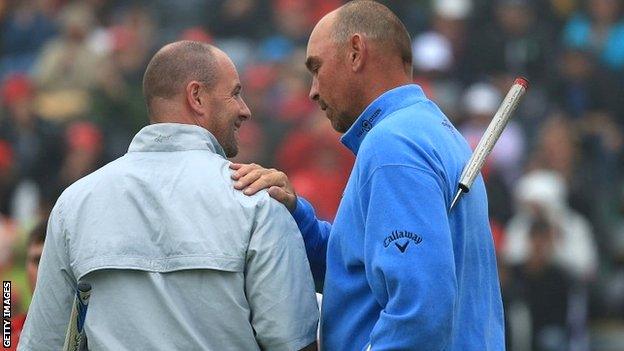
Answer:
305;56;320;72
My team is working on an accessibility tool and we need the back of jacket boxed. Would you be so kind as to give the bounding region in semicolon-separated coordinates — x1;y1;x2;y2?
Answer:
19;123;318;351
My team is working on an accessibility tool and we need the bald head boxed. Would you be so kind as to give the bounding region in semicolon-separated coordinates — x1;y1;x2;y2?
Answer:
142;41;219;117
331;0;412;68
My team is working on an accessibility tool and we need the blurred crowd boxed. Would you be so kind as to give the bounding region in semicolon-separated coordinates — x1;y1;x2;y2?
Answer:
0;0;623;350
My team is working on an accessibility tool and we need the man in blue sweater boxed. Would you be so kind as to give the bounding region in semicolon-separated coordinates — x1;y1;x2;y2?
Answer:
232;1;504;349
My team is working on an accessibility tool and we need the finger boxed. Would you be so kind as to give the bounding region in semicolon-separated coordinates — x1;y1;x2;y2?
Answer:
242;176;272;195
267;186;287;200
229;163;243;170
274;171;291;191
231;163;261;180
268;186;296;212
237;169;272;190
242;172;281;195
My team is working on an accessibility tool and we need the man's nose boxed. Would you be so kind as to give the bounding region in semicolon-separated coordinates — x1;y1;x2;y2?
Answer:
309;77;319;102
240;99;251;120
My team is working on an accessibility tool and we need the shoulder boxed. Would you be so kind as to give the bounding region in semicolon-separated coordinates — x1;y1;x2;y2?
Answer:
231;181;284;218
368;99;451;143
57;157;125;205
359;100;464;168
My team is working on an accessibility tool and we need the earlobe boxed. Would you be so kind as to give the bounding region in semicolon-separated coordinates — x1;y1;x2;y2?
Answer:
351;34;365;72
186;81;204;114
193;85;201;105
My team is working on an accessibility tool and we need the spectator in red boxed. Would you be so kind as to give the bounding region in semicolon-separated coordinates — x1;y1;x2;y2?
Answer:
11;218;47;350
273;0;342;42
298;0;343;26
0;140;16;216
0;141;17;271
275;113;353;220
230;119;268;165
0;74;63;219
51;121;104;199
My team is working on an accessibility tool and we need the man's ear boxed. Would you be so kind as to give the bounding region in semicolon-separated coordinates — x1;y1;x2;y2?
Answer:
186;81;204;115
350;33;366;72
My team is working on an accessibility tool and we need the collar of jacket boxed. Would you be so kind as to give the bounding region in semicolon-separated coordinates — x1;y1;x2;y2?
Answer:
340;84;427;155
127;122;227;158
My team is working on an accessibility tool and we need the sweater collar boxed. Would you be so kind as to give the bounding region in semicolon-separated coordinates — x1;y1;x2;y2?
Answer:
340;84;426;155
128;123;226;158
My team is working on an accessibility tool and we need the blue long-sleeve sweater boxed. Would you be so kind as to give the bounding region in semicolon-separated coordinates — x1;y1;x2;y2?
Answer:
291;84;504;350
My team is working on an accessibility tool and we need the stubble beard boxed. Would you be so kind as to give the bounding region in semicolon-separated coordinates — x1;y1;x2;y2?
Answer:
223;128;239;158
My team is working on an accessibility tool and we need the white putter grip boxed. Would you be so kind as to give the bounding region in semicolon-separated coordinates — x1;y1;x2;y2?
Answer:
63;282;92;351
457;77;529;192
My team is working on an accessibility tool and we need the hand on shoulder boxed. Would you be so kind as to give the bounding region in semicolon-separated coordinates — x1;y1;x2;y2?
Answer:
230;163;297;212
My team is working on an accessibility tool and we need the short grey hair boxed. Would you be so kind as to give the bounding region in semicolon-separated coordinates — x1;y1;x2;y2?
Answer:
331;0;412;66
142;41;218;115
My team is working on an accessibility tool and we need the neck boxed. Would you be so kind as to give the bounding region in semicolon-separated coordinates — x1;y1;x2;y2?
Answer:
360;72;413;111
150;114;197;125
149;101;198;125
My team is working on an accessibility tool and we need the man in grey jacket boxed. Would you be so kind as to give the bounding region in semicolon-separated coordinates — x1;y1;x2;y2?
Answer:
19;41;318;351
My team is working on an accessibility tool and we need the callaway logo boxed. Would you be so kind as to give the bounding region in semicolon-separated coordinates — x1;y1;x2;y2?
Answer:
383;230;422;253
154;134;172;143
356;108;382;137
395;241;410;253
362;119;373;132
441;119;455;134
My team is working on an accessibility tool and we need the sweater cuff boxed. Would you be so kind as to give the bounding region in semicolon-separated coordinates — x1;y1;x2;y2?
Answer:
291;197;313;228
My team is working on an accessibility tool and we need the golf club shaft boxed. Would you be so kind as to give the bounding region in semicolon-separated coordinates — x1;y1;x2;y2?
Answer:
450;77;529;210
63;281;91;351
